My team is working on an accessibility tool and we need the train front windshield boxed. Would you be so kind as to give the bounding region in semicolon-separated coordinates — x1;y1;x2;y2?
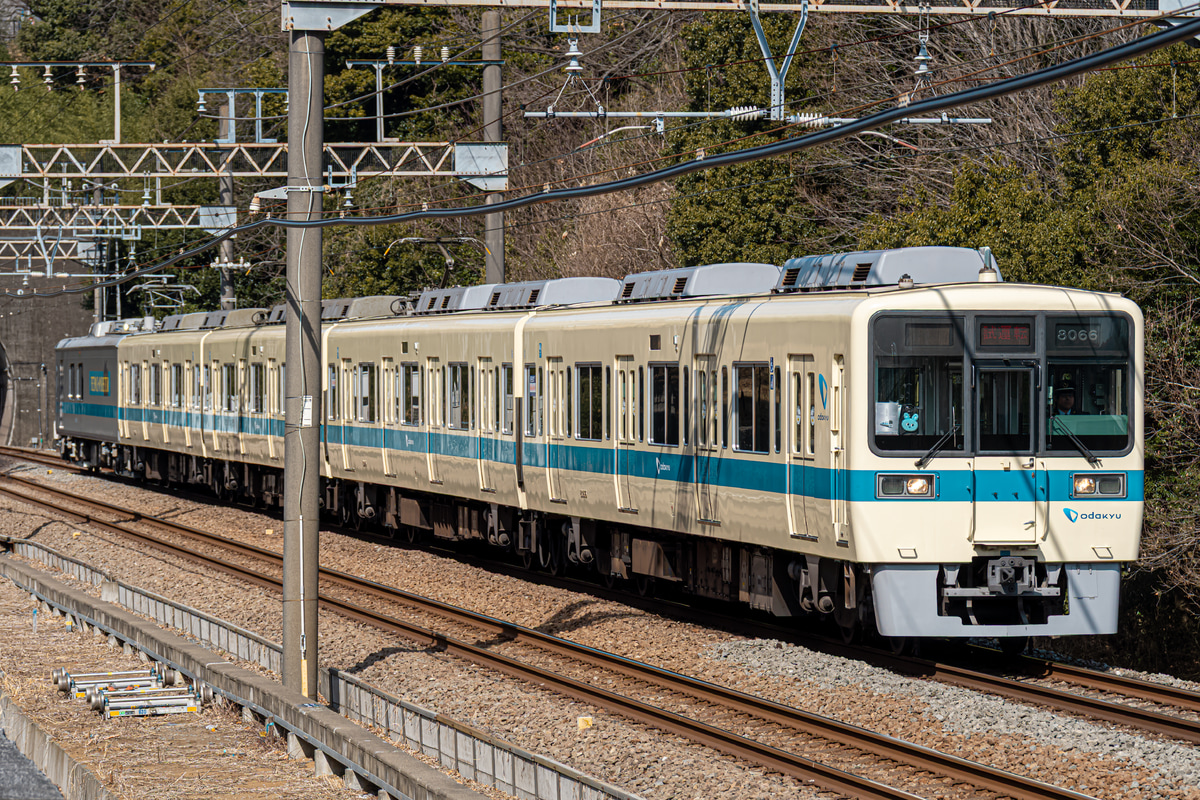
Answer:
870;313;1133;457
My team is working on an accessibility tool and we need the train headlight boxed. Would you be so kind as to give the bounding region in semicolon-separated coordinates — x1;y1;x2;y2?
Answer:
876;474;936;498
1071;473;1126;498
906;477;931;495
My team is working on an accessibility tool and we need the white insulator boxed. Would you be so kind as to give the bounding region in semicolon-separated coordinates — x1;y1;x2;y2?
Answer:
413;45;423;65
440;46;450;62
727;105;763;121
796;112;829;128
386;45;396;64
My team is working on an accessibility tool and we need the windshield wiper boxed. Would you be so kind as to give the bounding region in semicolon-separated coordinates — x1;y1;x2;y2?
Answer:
915;425;960;469
1051;417;1101;466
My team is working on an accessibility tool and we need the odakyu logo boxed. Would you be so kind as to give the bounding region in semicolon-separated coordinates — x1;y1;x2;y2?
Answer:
1063;507;1122;523
818;374;828;409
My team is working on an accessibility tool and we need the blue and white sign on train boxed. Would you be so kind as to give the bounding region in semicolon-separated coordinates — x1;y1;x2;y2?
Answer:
54;247;1143;647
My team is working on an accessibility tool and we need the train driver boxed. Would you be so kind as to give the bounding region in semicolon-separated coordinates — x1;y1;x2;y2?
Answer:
1053;386;1080;415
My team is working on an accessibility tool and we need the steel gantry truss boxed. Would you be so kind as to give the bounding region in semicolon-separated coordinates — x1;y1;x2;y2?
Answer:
283;0;1195;24
0;141;486;181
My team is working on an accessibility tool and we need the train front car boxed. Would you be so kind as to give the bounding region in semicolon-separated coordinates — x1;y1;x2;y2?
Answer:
849;254;1143;642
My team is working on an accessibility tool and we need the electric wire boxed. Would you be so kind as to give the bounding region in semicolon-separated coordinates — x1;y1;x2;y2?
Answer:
11;10;1200;300
333;10;1168;221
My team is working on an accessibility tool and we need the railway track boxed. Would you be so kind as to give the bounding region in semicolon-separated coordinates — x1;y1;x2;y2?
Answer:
0;470;1110;800
2;456;1198;788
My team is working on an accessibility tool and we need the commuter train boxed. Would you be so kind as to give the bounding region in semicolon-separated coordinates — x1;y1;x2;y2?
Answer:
55;247;1144;645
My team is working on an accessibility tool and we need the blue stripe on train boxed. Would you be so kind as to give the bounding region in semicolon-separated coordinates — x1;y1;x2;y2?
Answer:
76;406;1141;503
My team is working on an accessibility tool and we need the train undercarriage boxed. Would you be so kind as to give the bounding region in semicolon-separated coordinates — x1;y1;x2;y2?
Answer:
62;438;1067;649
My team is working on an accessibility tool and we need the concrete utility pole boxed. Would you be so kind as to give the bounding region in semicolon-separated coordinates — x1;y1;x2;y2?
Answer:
92;184;104;325
218;101;236;310
482;10;504;283
282;28;324;700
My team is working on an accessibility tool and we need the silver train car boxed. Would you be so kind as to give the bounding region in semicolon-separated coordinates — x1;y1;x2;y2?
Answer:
55;247;1144;644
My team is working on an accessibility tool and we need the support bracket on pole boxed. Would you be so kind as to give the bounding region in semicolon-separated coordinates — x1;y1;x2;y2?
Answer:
748;0;807;121
550;0;601;34
282;1;379;32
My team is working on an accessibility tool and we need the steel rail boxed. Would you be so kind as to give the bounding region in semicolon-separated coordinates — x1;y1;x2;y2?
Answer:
0;472;1109;800
919;660;1200;744
1028;659;1200;716
2;455;1198;748
0;475;925;800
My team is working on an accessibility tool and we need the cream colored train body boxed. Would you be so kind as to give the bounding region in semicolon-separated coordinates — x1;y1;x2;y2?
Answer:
56;248;1144;641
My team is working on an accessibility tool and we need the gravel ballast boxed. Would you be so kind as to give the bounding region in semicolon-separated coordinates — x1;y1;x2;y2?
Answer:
4;460;1199;799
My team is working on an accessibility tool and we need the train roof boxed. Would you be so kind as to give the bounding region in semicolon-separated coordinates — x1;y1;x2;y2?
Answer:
59;247;1048;343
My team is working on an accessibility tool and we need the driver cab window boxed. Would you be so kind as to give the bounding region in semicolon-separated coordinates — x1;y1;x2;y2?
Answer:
872;316;965;453
1045;316;1130;452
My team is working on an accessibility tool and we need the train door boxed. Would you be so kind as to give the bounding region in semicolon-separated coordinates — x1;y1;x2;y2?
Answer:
830;355;849;542
426;357;442;484
382;360;397;477
788;355;815;539
615;355;637;512
265;360;277;459
159;362;171;445
340;359;354;472
208;361;219;451
118;363;130;440
693;355;720;523
477;357;496;492
183;361;194;449
547;356;566;502
971;364;1043;545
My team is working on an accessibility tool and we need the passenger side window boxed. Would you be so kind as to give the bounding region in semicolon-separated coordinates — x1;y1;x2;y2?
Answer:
501;364;513;434
223;363;237;412
448;363;471;430
525;365;538;436
401;364;421;425
576;364;603;441
327;364;339;421
734;363;770;453
358;362;377;423
649;364;680;446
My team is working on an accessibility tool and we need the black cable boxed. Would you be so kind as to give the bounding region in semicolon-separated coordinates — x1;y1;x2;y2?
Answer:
11;14;1200;299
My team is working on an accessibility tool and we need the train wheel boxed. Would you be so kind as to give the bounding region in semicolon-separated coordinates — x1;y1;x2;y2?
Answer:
837;619;859;645
538;536;563;575
520;549;534;570
600;570;617;590
635;574;655;597
887;636;915;656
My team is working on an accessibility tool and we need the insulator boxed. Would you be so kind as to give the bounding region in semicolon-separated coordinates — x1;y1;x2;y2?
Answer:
43;65;52;89
727;105;763;121
197;94;207;113
413;45;423;65
75;65;86;86
10;65;18;91
142;187;151;206
914;41;933;77
564;38;583;73
343;189;353;208
386;45;396;65
440;46;450;62
796;112;830;128
248;195;261;213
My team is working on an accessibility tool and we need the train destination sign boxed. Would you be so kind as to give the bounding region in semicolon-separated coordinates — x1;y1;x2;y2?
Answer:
978;322;1032;350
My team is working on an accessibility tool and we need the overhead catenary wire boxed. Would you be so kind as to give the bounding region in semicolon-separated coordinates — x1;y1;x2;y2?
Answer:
12;11;1200;300
332;9;1169;222
360;14;1141;213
